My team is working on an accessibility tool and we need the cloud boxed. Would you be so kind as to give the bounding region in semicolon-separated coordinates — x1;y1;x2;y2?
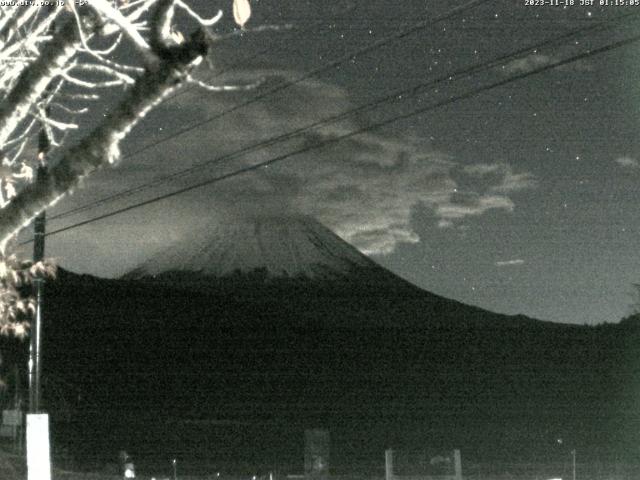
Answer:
615;156;639;169
138;72;536;254
462;163;537;192
501;52;592;76
434;193;514;221
496;259;525;267
57;71;536;260
502;53;558;75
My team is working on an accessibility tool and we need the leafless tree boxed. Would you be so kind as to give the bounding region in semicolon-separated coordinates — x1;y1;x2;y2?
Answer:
0;0;253;336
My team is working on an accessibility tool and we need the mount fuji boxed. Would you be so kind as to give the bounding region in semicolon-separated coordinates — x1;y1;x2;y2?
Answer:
119;213;526;329
125;215;379;281
1;214;637;468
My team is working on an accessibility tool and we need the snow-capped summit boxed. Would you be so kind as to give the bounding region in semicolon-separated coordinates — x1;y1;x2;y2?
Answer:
124;215;381;281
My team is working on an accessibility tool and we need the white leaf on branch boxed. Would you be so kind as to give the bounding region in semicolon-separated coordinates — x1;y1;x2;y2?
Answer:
233;0;251;28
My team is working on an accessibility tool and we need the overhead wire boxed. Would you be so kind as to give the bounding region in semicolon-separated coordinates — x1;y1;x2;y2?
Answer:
141;0;491;133
110;0;492;153
42;0;490;222
46;9;640;223
20;29;640;245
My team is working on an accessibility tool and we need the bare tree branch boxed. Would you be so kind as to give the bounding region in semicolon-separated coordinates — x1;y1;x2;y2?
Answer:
0;14;97;148
0;26;209;249
0;0;256;333
86;0;152;60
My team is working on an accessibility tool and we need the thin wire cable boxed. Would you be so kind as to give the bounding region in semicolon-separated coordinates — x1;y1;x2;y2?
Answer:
22;32;640;244
47;10;640;222
121;0;492;153
47;0;492;221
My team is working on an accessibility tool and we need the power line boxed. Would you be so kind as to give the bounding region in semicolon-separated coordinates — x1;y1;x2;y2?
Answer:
47;10;640;222
119;0;491;154
47;0;491;222
23;31;640;244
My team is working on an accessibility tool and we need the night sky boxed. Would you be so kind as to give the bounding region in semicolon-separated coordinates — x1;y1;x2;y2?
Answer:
23;0;640;325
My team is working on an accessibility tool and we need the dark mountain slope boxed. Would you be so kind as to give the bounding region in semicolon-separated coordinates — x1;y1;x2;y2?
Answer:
21;268;638;466
1;215;638;467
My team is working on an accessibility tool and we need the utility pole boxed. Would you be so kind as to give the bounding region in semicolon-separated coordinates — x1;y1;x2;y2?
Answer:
28;122;49;414
26;78;52;480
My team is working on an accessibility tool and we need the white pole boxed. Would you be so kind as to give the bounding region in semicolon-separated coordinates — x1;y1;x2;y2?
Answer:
385;449;394;480
453;449;462;480
26;414;51;480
